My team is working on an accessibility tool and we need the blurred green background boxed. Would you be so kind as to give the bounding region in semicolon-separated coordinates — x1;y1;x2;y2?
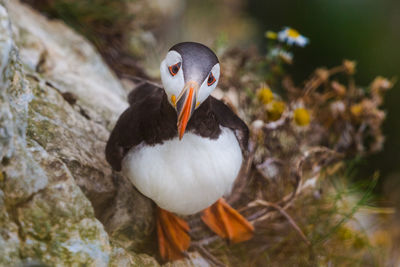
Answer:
245;0;400;205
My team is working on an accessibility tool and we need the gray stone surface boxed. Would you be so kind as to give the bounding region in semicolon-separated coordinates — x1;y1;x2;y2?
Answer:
0;1;160;266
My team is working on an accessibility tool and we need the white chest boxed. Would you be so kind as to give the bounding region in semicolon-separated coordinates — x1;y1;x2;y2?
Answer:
121;127;243;215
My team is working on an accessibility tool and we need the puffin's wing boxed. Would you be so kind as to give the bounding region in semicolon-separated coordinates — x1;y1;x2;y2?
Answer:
209;96;249;153
105;82;163;171
127;81;163;106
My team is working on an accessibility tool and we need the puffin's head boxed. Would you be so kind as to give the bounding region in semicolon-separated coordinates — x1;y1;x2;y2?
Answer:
160;42;220;139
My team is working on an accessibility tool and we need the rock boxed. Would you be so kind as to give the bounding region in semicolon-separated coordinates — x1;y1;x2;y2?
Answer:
0;1;158;266
7;0;128;129
16;149;111;266
0;3;43;265
166;252;211;267
99;174;155;253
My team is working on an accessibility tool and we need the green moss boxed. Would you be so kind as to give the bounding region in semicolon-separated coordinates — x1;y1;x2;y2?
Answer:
30;83;46;97
0;171;4;189
29;98;65;121
78;223;99;241
27;118;57;149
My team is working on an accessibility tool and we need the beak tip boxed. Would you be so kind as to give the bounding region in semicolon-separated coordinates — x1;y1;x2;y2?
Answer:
178;128;185;140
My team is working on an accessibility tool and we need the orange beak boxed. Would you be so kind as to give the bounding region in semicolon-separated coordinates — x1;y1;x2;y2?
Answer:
176;81;198;140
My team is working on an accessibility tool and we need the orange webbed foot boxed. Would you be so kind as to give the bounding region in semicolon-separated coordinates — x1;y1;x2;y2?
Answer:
201;198;254;243
156;207;191;261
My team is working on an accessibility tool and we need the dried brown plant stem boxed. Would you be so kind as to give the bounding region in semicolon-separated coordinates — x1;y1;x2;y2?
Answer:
304;65;347;96
249;200;311;246
192;243;225;267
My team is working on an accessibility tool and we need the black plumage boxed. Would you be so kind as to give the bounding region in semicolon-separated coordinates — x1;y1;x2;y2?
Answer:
105;81;249;171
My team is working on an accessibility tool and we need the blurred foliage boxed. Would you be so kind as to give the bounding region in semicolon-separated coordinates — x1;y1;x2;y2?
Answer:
23;0;133;43
186;28;394;265
246;0;400;201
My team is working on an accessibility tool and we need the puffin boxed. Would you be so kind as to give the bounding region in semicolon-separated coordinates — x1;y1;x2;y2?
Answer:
105;42;254;261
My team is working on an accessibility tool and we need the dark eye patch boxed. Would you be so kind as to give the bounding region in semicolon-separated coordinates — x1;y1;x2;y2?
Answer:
168;62;181;76
207;72;216;86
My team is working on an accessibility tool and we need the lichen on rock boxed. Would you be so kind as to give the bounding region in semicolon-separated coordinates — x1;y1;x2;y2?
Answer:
0;1;162;266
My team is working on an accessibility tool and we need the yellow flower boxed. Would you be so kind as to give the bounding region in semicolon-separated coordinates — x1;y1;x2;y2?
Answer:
267;100;286;121
278;27;309;47
350;103;363;117
293;107;310;126
257;85;274;104
337;226;354;241
265;31;278;40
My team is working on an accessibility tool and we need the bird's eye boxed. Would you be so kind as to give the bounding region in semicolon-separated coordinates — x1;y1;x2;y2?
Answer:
168;62;181;76
207;72;216;86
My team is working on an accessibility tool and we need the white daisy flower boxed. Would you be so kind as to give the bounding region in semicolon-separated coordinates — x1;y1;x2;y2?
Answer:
278;27;309;47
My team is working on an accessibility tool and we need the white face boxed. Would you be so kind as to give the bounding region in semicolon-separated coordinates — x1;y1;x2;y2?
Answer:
160;50;220;108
